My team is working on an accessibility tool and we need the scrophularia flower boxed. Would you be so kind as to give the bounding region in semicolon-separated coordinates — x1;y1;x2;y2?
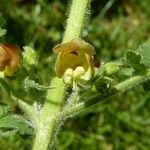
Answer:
0;44;20;76
53;38;95;86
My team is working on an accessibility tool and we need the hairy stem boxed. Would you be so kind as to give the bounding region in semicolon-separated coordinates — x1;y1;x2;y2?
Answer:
32;0;91;149
59;73;150;117
63;0;89;42
32;77;65;150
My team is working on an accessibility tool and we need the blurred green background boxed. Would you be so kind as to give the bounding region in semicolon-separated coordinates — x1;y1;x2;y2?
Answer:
0;0;150;149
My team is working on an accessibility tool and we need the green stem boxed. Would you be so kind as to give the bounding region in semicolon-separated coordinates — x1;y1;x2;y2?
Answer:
32;77;65;150
63;0;89;42
32;0;90;149
59;74;150;117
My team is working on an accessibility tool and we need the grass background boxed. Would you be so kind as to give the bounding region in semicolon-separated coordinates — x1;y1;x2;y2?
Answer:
0;0;150;149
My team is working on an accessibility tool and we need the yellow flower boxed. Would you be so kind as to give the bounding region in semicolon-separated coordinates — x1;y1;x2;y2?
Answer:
0;44;20;76
53;38;95;85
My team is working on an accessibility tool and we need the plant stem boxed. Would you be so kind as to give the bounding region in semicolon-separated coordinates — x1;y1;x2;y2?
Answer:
59;74;150;117
32;77;65;150
32;0;91;149
63;0;89;42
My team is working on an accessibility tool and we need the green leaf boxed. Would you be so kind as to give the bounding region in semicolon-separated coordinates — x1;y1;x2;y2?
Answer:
0;103;10;118
125;50;145;72
138;43;150;67
0;115;33;137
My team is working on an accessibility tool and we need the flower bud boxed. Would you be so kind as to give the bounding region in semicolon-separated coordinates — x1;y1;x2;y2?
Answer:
0;44;20;76
105;62;120;76
23;46;38;66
